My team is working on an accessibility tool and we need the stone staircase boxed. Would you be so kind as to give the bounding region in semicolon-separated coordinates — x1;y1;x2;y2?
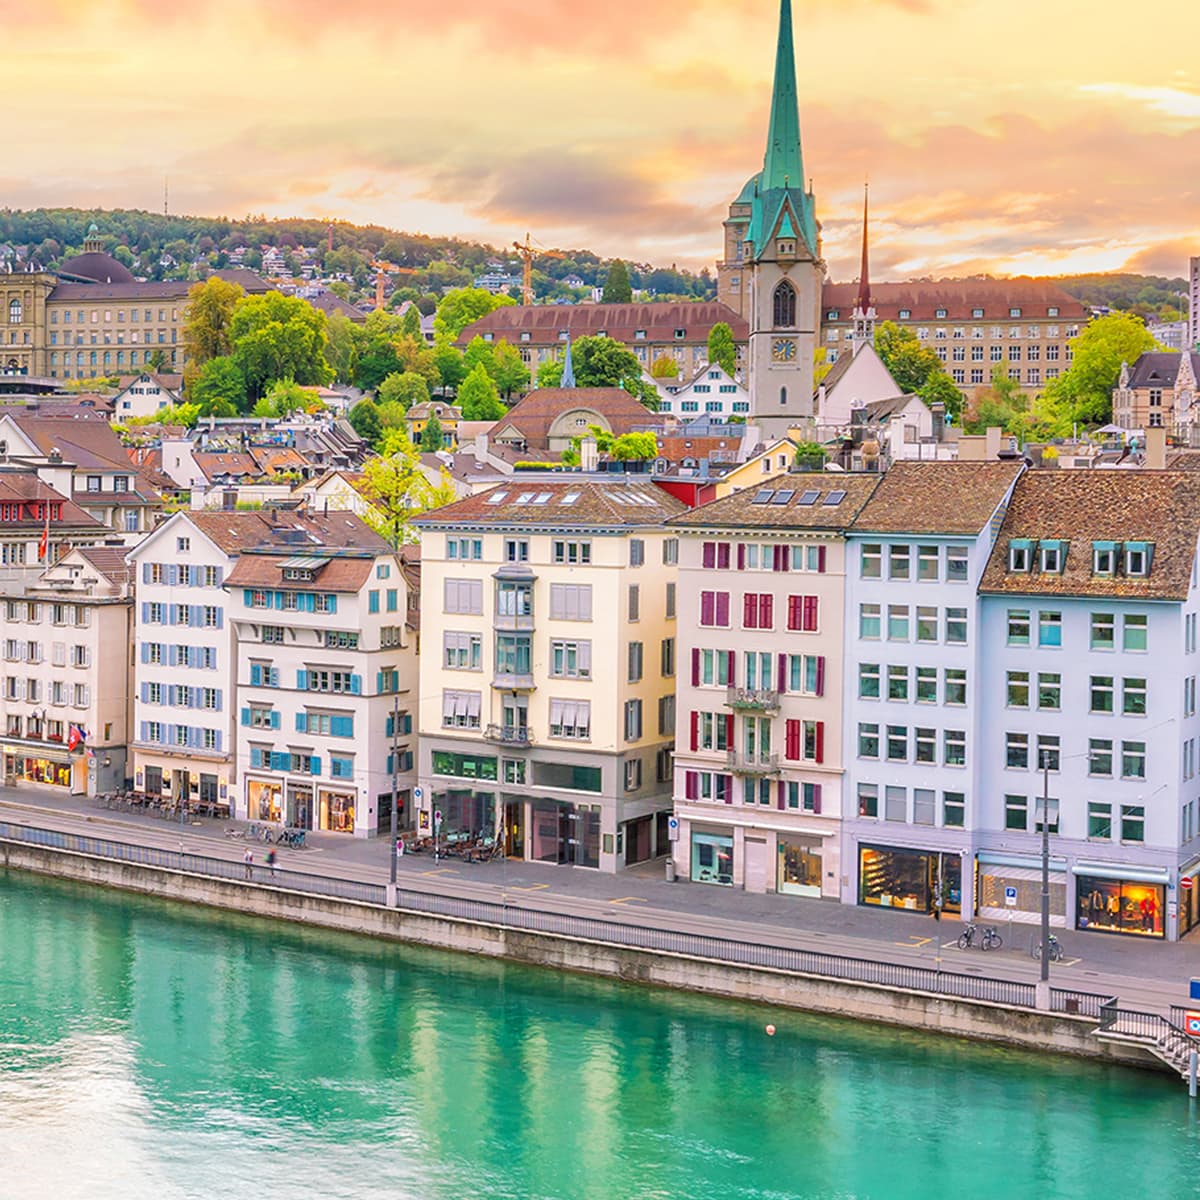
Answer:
1095;998;1199;1083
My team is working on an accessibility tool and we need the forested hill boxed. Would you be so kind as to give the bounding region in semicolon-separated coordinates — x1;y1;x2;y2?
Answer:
0;207;716;303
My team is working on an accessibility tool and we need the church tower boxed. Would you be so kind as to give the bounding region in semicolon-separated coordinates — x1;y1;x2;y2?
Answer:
849;184;876;356
738;0;823;438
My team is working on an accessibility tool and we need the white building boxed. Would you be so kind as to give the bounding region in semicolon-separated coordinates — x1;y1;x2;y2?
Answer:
112;373;183;421
224;523;417;836
1190;255;1199;352
654;364;750;422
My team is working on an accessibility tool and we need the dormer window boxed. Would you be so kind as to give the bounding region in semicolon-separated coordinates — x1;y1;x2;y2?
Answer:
634;330;647;340
1048;306;1059;317
776;239;795;257
1124;541;1153;577
972;308;984;319
1009;307;1022;318
827;310;839;321
898;309;911;319
1039;540;1066;574
1092;541;1117;577
1008;539;1034;572
935;308;947;319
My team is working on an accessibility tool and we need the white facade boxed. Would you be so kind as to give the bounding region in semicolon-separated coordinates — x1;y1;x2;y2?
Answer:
655;365;750;421
113;374;181;421
1190;255;1199;352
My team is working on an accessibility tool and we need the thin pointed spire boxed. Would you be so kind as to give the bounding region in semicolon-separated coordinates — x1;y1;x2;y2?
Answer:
561;334;576;389
761;0;804;193
856;182;871;315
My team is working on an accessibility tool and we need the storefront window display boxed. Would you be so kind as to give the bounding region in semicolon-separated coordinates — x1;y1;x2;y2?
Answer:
1076;875;1164;938
436;788;496;840
1181;873;1200;937
144;765;164;796
248;779;282;823
777;838;822;898
859;845;961;914
319;789;356;833
287;785;313;829
978;865;1066;926
24;757;71;788
691;832;734;886
530;799;600;867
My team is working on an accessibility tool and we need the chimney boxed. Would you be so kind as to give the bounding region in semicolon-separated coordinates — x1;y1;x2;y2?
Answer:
985;426;1003;460
1145;425;1167;470
580;435;599;473
930;402;946;443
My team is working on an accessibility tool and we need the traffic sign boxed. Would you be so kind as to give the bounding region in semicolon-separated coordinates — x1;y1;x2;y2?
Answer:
667;816;680;842
1186;1012;1200;1037
1182;876;1194;891
414;786;424;801
1190;977;1200;1002
1004;886;1018;907
434;810;442;824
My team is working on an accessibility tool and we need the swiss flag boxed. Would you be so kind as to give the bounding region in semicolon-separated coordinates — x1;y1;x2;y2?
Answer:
67;725;85;751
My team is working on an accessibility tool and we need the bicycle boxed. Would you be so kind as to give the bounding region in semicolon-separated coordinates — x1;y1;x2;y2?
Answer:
1032;934;1064;962
980;926;1002;951
957;923;978;949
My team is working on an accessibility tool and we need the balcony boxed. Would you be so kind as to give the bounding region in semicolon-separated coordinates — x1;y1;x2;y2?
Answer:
484;724;533;748
726;750;780;776
492;674;536;691
725;685;780;713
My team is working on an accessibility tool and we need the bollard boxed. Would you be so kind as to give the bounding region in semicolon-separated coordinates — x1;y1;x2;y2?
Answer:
1190;1050;1198;1100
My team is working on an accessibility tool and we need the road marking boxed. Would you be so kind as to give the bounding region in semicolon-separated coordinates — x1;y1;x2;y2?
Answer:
421;868;457;876
510;883;550;892
941;940;961;950
1059;956;1082;967
896;935;933;948
610;896;648;905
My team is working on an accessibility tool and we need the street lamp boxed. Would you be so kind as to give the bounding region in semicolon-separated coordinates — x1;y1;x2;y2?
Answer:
1038;752;1052;984
389;694;399;892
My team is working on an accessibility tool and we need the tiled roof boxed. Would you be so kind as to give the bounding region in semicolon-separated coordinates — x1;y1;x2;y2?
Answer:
47;269;267;304
194;451;261;481
669;473;880;531
6;414;135;471
493;387;663;446
1124;351;1200;390
979;470;1200;600
655;436;744;464
851;461;1024;535
821;279;1087;322
76;546;135;583
457;300;749;347
224;552;377;594
0;473;107;529
413;480;686;530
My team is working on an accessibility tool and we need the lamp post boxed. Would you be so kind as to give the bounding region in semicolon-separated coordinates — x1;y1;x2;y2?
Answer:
389;695;399;892
1039;752;1051;985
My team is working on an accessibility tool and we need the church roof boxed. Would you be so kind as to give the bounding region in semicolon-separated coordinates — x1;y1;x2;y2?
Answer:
57;251;135;285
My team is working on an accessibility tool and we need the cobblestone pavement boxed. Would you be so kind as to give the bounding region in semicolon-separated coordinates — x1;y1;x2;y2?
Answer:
2;786;1197;1015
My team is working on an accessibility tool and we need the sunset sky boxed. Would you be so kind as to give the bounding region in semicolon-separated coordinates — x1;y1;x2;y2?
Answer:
5;0;1198;281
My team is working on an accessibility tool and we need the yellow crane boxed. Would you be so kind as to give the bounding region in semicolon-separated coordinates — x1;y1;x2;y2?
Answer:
512;233;566;306
370;259;401;311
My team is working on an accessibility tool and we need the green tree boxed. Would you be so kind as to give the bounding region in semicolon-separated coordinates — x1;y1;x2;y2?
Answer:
463;335;497;379
874;321;963;419
348;398;383;446
572;335;658;407
491;339;530;398
147;348;167;374
917;372;965;421
965;369;1031;436
189;355;247;413
1040;312;1162;428
377;370;430;411
359;429;459;546
432;341;467;393
183;276;245;373
228;291;333;399
537;358;564;388
354;345;402;391
420;411;444;452
433;287;515;341
252;377;316;418
650;354;679;379
457;362;505;421
325;312;359;383
376;400;408;432
602;259;633;304
611;432;658;460
707;322;737;375
400;304;423;340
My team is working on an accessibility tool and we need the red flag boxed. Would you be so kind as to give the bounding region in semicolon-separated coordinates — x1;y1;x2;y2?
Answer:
37;499;50;561
67;725;84;751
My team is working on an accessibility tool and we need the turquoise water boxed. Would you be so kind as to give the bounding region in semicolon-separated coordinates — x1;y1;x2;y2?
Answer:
1;872;1197;1200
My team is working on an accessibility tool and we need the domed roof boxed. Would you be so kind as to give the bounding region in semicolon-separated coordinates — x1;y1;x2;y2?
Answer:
57;251;136;285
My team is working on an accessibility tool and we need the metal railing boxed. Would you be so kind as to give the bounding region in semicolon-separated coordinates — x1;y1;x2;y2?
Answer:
725;686;781;713
726;750;781;775
484;724;533;747
1099;997;1200;1070
1050;988;1114;1019
0;819;1035;1009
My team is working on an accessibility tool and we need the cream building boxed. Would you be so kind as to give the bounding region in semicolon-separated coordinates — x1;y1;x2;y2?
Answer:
413;480;685;871
667;473;880;895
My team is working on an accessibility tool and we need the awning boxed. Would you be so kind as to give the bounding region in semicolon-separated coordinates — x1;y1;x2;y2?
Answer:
978;851;1067;872
1071;861;1170;884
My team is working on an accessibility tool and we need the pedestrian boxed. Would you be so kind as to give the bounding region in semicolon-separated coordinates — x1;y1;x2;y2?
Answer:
266;847;277;878
243;847;254;880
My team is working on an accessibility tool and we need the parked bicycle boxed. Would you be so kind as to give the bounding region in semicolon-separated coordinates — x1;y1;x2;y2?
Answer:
1032;934;1064;962
957;923;1002;950
277;829;307;849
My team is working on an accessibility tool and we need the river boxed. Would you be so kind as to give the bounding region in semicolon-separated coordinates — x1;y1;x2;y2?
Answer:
1;871;1196;1199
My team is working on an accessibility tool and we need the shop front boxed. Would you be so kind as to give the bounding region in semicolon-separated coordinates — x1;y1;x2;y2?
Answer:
530;798;600;867
1074;865;1167;938
691;830;733;886
778;836;822;898
1180;861;1200;938
430;787;496;841
5;745;82;792
287;784;314;830
318;787;356;833
247;778;282;823
976;852;1067;927
858;844;962;915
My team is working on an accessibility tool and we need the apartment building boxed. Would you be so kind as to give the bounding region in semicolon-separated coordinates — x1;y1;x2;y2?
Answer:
1112;351;1199;435
841;462;1024;917
1;547;133;794
667;474;880;896
225;524;416;836
977;471;1200;941
0;474;111;582
413;480;684;872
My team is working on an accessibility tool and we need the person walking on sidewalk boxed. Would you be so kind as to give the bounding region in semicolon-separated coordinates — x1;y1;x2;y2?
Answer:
266;848;277;878
243;848;254;880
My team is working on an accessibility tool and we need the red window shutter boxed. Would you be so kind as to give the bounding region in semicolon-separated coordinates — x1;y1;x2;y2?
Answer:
685;770;698;800
690;711;699;751
737;543;746;570
817;545;827;573
815;721;825;764
726;650;736;683
716;592;730;627
743;593;757;629
787;595;801;631
717;543;731;569
723;774;733;804
803;595;819;632
691;647;700;687
777;780;786;810
702;542;716;569
812;783;822;815
777;653;787;693
724;713;734;747
785;718;800;761
815;656;826;697
700;591;715;626
761;594;773;628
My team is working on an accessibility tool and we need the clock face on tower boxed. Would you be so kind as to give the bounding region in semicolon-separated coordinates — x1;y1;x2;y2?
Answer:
772;338;797;363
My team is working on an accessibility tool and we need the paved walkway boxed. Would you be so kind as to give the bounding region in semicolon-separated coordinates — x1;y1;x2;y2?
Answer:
2;785;1197;1016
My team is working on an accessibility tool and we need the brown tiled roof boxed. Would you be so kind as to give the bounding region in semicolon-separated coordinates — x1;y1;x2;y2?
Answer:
852;461;1024;535
979;471;1200;600
457;300;749;348
0;473;107;529
1166;451;1200;471
6;414;134;471
250;447;310;475
224;552;376;594
413;479;686;530
669;473;880;531
76;546;134;583
117;372;184;392
494;387;663;447
194;451;261;481
186;510;390;556
656;436;743;464
821;279;1087;323
47;269;267;304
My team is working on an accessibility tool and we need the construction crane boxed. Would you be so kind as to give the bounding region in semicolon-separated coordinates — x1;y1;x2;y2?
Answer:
370;260;400;311
512;233;566;305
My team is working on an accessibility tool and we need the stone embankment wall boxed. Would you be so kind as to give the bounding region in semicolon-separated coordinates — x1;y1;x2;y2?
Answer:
1;841;1166;1075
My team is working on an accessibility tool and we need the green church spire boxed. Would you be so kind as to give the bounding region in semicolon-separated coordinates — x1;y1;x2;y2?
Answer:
761;0;804;192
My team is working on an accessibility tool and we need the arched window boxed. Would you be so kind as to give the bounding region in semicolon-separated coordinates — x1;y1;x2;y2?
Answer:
780;386;788;407
773;281;795;328
8;299;21;325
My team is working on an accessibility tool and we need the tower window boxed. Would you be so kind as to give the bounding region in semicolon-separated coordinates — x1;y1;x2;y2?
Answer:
773;282;796;327
8;300;21;325
780;386;788;407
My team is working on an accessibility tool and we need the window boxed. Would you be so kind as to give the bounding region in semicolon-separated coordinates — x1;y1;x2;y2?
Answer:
886;724;908;761
550;638;592;679
916;545;939;581
1037;736;1060;772
627;641;643;683
944;546;968;583
859;663;880;699
943;668;966;706
916;666;937;703
1121;741;1146;780
1093;542;1116;576
916;607;938;643
1038;611;1062;647
1121;805;1145;843
658;695;675;737
447;537;483;561
1090;675;1114;713
662;538;679;565
913;788;936;826
1009;540;1033;572
1088;802;1112;840
1037;673;1061;710
773;281;796;326
1090;613;1115;650
1006;732;1029;769
441;690;482;730
858;722;879;759
859;604;881;639
887;605;909;641
504;538;529;563
176;537;190;553
553;539;592;565
660;637;675;678
858;784;879;818
944;729;966;766
666;582;676;620
1123;614;1147;651
628;584;640;622
945;608;967;644
889;545;911;580
915;727;936;764
1007;610;1030;645
1124;543;1151;577
699;591;730;628
860;544;882;579
1005;794;1028;831
943;792;966;828
1007;671;1030;708
549;699;591;740
550;583;593;621
886;665;908;701
1122;677;1147;715
885;786;907;822
697;649;731;687
444;579;483;615
629;539;645;567
444;632;482;671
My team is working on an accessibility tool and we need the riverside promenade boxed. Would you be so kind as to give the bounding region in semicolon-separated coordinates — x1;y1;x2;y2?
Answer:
1;787;1196;1020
